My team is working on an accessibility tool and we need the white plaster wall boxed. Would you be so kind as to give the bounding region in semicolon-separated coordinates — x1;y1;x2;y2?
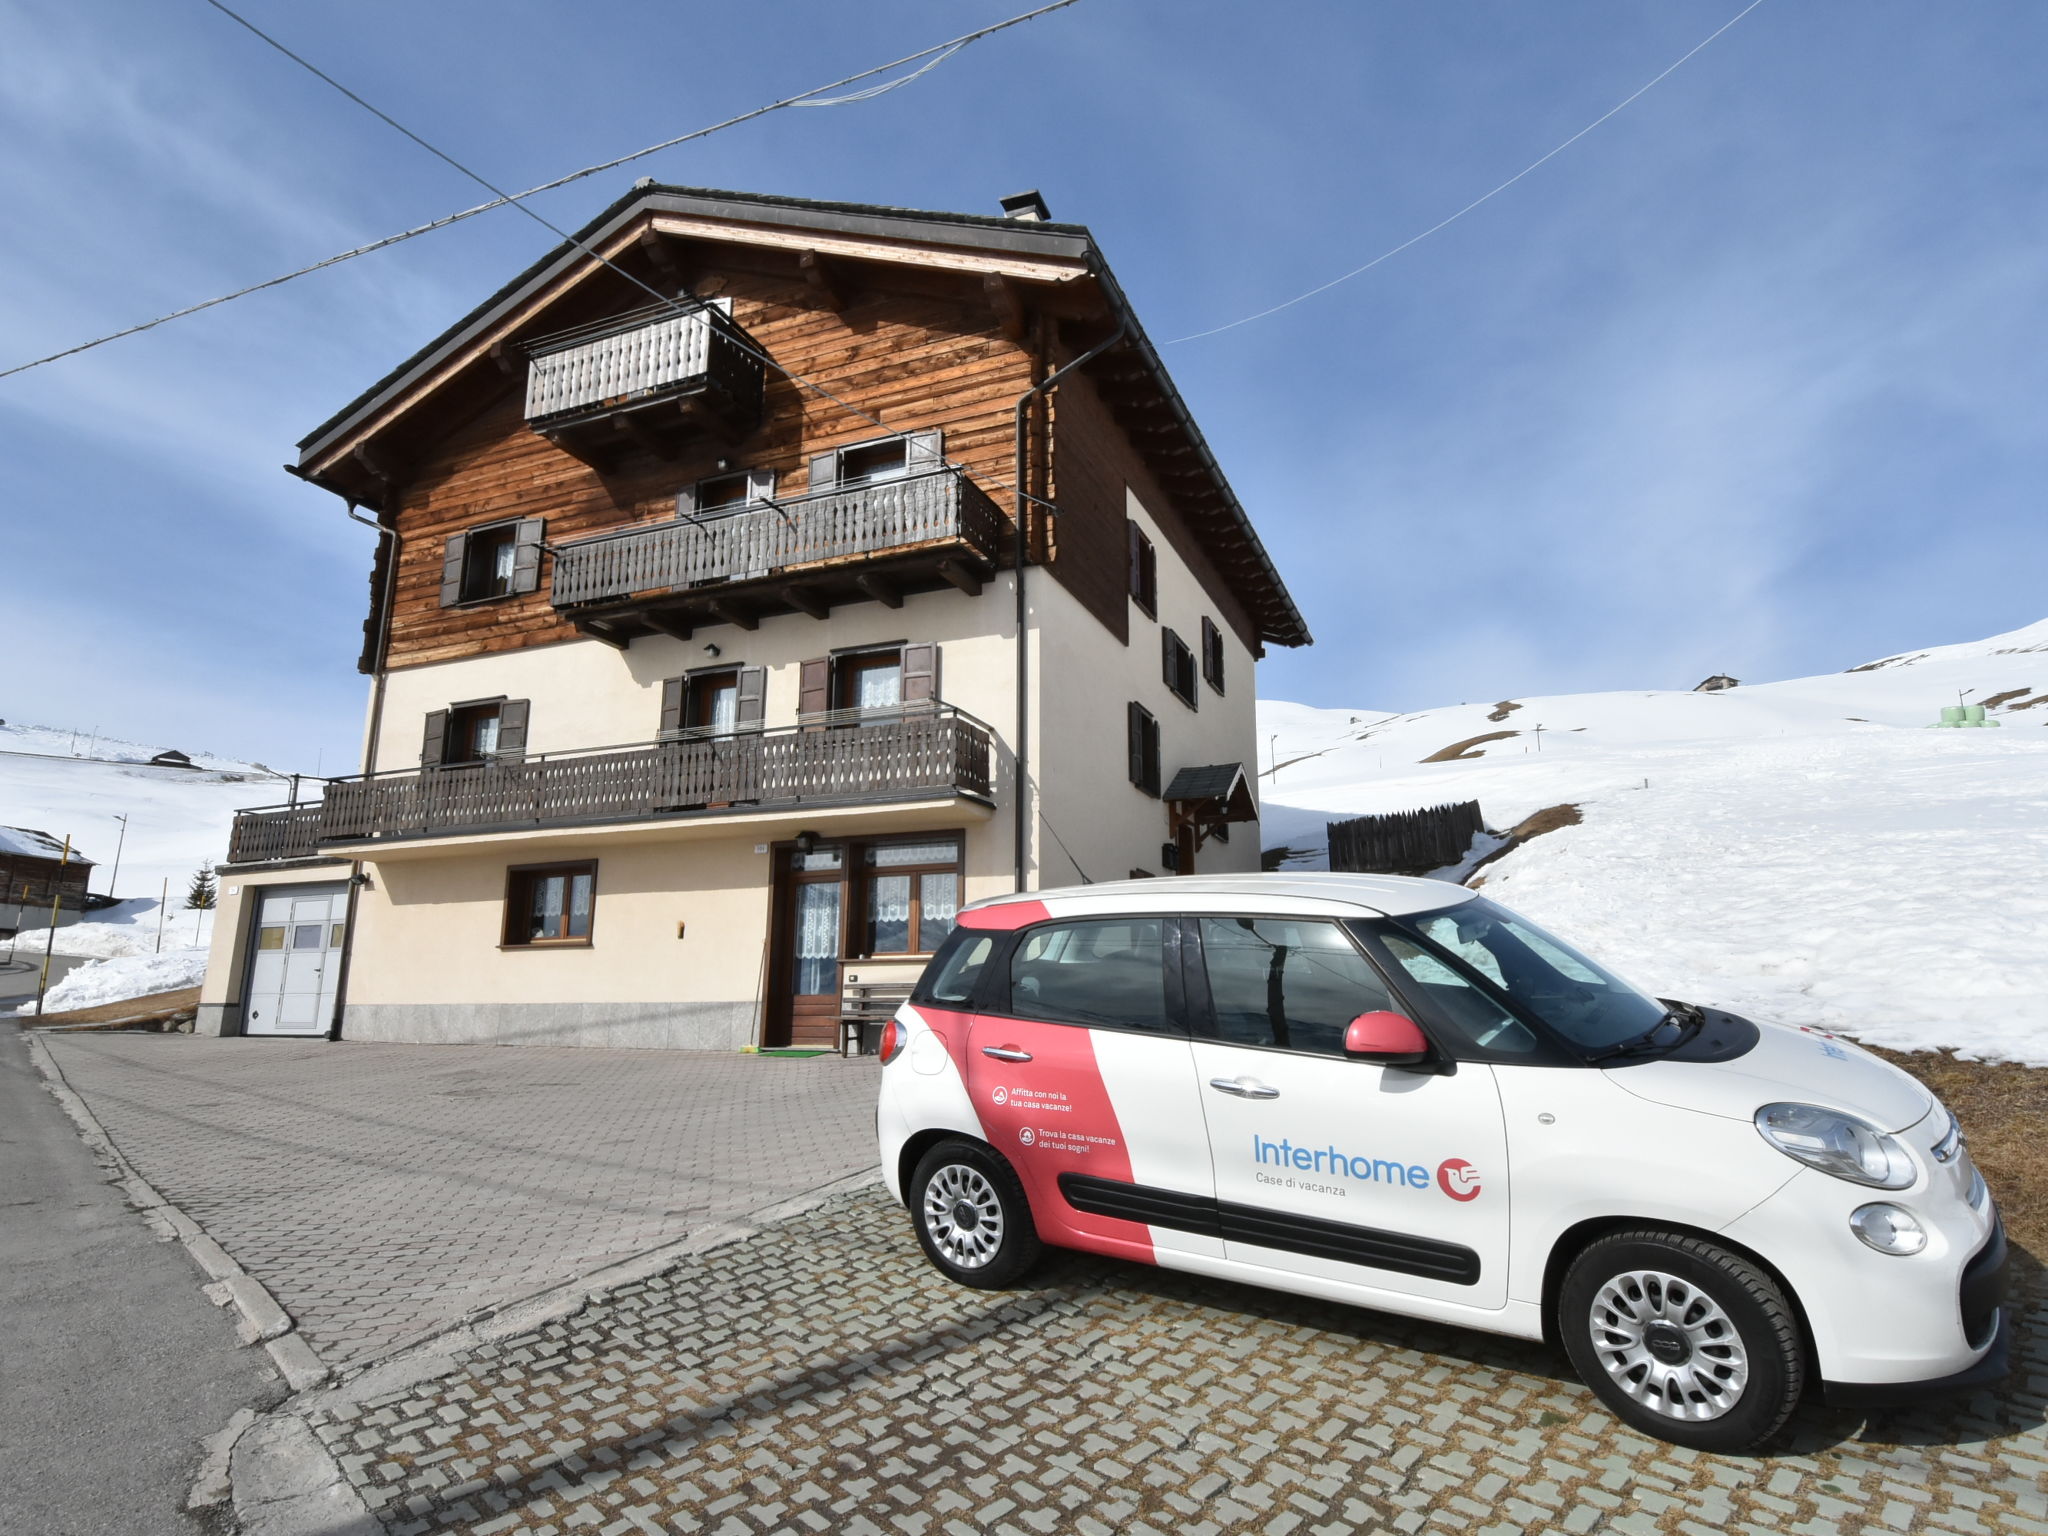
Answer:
1026;487;1262;887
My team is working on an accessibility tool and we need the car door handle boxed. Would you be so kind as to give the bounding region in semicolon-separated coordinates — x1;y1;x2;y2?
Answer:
1209;1076;1279;1099
982;1045;1033;1063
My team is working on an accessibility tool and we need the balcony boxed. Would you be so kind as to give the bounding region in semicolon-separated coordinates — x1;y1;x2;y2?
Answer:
225;707;994;859
550;468;1005;640
523;301;765;468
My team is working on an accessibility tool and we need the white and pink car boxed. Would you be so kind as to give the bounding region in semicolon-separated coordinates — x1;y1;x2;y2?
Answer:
876;873;2006;1452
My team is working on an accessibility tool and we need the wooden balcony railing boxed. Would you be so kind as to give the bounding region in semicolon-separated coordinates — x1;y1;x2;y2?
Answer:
550;468;1004;611
225;802;330;865
225;708;994;859
522;301;765;464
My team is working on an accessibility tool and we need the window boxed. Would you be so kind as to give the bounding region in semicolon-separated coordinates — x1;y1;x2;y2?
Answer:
838;651;903;712
504;862;596;946
659;668;764;739
422;698;529;766
859;839;961;956
680;469;774;519
1008;918;1172;1033
1197;917;1396;1055
915;927;997;1007
799;644;939;720
1127;522;1157;616
440;519;542;607
810;430;942;493
1126;703;1161;796
1163;629;1198;709
1201;616;1226;695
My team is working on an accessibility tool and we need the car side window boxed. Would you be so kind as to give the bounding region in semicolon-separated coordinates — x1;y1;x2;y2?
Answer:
1378;932;1540;1055
914;928;996;1008
1196;917;1395;1055
1008;919;1172;1033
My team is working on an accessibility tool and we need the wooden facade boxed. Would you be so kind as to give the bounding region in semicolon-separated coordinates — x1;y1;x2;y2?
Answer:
0;845;94;912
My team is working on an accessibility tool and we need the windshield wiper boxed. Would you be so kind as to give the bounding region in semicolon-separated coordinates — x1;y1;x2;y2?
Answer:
1583;1001;1703;1063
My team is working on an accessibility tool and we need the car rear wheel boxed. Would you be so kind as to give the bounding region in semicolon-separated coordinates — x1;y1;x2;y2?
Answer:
908;1138;1042;1289
1559;1229;1805;1453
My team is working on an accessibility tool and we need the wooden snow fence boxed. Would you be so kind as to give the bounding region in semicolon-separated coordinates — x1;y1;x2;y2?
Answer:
1326;801;1486;876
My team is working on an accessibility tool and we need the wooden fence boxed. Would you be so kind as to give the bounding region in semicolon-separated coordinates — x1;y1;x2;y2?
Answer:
1326;800;1486;875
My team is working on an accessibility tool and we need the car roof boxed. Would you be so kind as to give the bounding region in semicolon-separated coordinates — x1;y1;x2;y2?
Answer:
964;872;1479;921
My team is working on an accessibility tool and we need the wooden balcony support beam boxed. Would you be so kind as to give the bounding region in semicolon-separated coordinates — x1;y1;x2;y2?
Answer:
644;610;694;642
578;618;632;650
983;273;1028;341
779;585;830;621
855;572;903;610
800;250;848;312
937;559;984;598
706;598;758;632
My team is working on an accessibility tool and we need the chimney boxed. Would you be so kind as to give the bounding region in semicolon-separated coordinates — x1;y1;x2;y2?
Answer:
999;190;1051;223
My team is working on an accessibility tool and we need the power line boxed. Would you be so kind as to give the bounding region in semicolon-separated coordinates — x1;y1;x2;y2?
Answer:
1164;0;1770;346
0;0;1082;383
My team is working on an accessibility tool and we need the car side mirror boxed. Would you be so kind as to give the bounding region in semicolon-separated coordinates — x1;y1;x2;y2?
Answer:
1344;1010;1430;1065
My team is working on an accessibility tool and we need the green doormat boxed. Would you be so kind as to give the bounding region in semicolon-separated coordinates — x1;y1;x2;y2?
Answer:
756;1048;833;1058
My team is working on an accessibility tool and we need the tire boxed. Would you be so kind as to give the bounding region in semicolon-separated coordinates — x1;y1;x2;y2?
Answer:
1558;1228;1805;1453
908;1138;1043;1289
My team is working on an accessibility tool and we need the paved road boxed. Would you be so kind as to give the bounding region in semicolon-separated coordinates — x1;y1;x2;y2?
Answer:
0;1023;277;1536
314;1187;2048;1536
0;952;91;1008
37;1034;882;1368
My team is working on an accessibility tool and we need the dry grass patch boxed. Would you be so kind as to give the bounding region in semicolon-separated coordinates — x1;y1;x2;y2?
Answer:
18;986;200;1031
1422;729;1520;763
1867;1044;2048;1266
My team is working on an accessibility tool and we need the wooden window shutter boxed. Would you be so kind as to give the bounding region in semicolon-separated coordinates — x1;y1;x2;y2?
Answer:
905;429;944;473
1162;628;1176;689
439;533;468;608
1145;714;1161;796
1142;539;1158;613
807;450;840;494
658;677;686;736
495;700;530;760
510;518;545;595
736;666;767;728
420;709;449;766
1126;521;1142;600
798;657;831;718
1202;616;1225;694
1127;702;1149;791
900;642;939;704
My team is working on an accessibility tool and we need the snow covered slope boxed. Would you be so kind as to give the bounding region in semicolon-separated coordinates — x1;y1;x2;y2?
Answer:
0;721;297;960
1258;619;2048;1064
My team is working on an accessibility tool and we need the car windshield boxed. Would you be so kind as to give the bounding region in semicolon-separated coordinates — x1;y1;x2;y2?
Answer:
1386;898;1669;1051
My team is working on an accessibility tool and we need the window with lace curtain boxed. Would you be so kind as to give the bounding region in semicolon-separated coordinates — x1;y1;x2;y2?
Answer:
857;838;961;956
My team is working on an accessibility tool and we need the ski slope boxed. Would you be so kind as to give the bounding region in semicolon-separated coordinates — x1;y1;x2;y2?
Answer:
1258;620;2048;1065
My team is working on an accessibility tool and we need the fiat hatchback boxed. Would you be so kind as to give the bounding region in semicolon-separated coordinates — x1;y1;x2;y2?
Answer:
875;873;2006;1452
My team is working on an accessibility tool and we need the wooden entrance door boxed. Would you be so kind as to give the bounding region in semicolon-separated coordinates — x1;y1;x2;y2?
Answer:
767;845;845;1048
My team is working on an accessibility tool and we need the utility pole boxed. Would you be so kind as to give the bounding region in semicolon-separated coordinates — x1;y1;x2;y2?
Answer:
32;835;72;1017
155;878;169;954
105;814;129;901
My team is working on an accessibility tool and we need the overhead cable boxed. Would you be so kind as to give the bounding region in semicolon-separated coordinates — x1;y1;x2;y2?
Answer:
0;0;1082;383
1164;0;1770;345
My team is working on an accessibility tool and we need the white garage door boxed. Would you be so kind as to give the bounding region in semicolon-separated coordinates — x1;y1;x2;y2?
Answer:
244;885;347;1037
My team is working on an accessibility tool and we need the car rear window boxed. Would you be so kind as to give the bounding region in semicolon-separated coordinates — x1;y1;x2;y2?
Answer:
914;928;996;1008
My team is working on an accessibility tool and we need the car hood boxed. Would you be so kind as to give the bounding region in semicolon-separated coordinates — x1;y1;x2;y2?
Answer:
1603;1016;1934;1133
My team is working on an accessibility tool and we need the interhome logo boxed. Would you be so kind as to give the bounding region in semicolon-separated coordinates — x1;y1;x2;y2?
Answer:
1252;1136;1481;1200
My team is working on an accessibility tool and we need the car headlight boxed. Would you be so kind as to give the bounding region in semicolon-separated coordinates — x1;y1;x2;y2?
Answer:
1849;1203;1927;1255
1929;1106;1963;1164
1755;1102;1916;1189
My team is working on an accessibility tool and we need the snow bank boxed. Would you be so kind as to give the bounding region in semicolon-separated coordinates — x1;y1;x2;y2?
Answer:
1259;617;2048;1065
15;948;208;1016
8;911;213;959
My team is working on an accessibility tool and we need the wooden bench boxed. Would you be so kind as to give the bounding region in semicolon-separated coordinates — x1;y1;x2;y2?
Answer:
840;978;915;1057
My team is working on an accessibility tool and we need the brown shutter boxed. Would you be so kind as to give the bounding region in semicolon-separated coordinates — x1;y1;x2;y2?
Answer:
494;700;530;760
421;709;449;766
905;429;944;473
1202;617;1224;693
807;450;839;494
736;666;767;728
1127;702;1147;789
900;642;939;704
1127;521;1142;600
509;518;545;595
1142;539;1158;612
798;657;831;718
659;677;686;736
1162;629;1177;689
439;534;468;607
1145;714;1161;796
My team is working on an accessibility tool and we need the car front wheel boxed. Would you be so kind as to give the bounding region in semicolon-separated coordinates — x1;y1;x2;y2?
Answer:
1559;1229;1805;1453
908;1138;1043;1289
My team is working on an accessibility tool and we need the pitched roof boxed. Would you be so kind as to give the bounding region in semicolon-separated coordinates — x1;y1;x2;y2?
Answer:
295;183;1309;649
0;827;96;865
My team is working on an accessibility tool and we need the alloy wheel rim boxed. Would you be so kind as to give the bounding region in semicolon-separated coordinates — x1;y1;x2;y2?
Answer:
923;1164;1005;1268
1587;1268;1750;1421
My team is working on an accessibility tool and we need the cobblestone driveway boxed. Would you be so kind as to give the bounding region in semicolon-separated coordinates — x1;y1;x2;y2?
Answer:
312;1188;2047;1536
36;1034;879;1366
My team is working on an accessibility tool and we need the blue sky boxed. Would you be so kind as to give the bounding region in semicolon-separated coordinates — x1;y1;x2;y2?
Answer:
5;0;2046;771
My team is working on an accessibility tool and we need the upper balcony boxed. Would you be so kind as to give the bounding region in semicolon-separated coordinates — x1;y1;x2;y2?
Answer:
550;467;1005;641
224;705;995;862
523;301;765;468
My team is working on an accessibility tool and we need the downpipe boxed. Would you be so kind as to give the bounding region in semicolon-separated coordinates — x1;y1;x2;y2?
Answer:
1011;317;1128;893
